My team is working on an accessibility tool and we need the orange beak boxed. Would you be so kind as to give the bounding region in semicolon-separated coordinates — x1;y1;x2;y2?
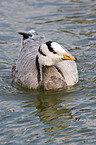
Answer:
62;52;76;60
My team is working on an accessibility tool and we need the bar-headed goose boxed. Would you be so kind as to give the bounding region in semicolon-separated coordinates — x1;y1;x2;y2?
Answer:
12;30;78;90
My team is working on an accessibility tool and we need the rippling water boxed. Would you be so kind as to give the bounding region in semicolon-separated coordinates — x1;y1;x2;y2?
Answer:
0;0;96;144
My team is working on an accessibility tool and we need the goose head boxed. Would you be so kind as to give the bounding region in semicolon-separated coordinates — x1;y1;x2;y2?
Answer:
38;41;76;66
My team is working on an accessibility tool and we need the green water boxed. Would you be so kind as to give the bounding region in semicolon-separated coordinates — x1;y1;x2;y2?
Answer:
0;0;96;144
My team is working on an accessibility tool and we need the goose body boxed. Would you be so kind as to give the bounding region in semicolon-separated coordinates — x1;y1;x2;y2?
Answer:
12;30;78;90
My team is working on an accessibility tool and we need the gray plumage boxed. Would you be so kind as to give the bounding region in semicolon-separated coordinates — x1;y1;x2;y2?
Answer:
12;30;78;90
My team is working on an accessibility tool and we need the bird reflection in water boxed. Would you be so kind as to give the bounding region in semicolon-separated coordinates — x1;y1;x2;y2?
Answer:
22;90;78;142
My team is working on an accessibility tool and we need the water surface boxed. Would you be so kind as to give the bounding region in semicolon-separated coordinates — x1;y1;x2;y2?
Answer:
0;0;96;144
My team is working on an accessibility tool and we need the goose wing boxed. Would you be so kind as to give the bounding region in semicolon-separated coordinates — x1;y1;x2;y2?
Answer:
55;60;78;86
14;31;45;89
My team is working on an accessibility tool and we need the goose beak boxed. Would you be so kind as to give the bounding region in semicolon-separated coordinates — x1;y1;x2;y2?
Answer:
62;52;76;60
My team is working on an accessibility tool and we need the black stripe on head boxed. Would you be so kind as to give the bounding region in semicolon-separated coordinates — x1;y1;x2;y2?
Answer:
38;46;46;56
46;41;57;54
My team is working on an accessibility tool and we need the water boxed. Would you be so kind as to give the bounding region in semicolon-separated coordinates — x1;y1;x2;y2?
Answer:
0;0;96;144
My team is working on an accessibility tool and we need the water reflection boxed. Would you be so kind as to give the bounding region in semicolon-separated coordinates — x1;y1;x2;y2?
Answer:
22;91;78;137
0;0;96;144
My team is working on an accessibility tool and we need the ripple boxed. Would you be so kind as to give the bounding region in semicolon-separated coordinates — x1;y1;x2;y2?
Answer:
0;0;96;144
